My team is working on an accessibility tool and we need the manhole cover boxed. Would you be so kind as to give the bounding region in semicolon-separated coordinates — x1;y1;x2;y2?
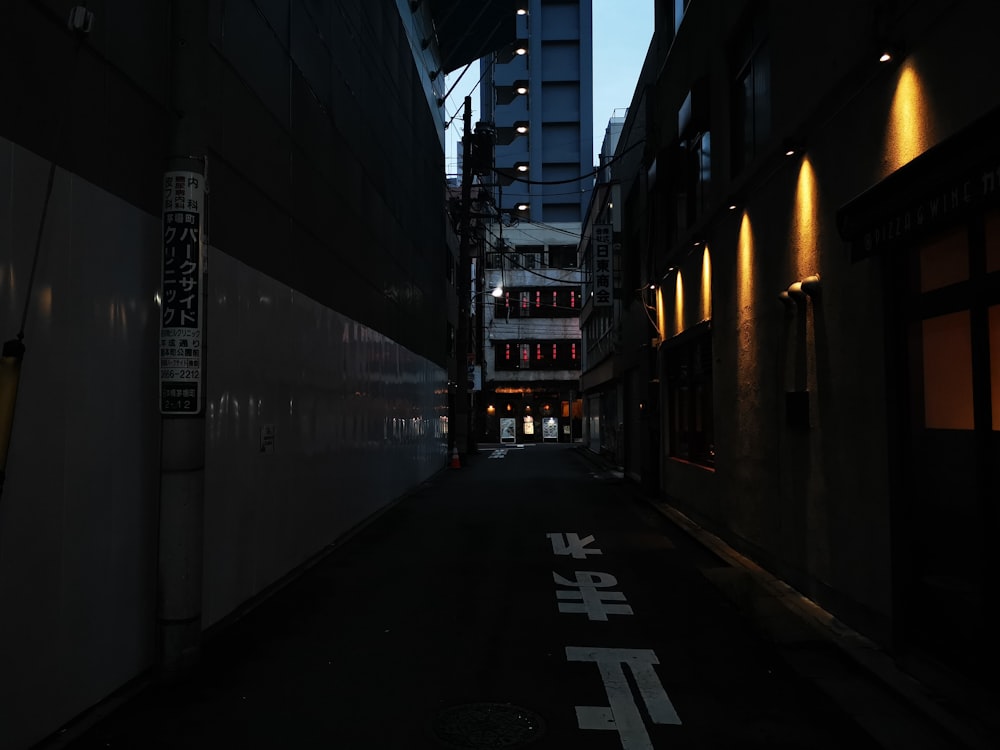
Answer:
430;702;546;749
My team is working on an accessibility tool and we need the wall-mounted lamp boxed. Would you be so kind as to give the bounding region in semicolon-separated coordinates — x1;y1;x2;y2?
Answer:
779;274;821;307
515;163;529;172
515;84;529;95
782;138;805;157
515;122;529;134
800;274;821;297
877;42;904;64
491;282;505;298
516;7;528;15
516;203;529;211
515;46;528;55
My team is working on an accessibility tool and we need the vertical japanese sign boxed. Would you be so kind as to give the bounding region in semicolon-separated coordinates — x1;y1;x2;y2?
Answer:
159;170;204;415
592;224;613;307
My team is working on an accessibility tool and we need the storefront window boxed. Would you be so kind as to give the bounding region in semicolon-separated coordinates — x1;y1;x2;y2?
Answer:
919;228;968;292
666;324;714;466
987;209;1000;274
990;305;1000;431
920;312;974;430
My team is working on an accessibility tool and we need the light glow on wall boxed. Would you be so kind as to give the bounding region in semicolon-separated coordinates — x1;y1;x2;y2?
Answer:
885;60;934;174
738;213;755;323
674;270;685;336
700;247;712;321
737;212;759;384
793;157;820;279
656;284;666;340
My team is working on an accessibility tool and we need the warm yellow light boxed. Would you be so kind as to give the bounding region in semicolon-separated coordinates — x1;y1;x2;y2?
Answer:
793;157;820;279
700;247;712;321
656;285;666;340
738;213;754;313
487;404;496;414
885;60;934;174
674;271;685;336
737;212;757;366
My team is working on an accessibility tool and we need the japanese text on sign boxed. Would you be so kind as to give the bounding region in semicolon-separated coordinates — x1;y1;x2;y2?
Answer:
160;170;204;415
592;224;613;307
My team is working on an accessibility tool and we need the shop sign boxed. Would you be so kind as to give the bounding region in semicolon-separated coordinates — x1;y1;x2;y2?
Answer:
592;224;613;307
500;417;516;442
159;170;204;414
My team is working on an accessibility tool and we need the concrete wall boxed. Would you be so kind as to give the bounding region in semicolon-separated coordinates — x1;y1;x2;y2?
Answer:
0;0;453;746
0;135;446;749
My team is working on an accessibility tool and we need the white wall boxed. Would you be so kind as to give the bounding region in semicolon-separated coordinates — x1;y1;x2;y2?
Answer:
0;138;447;749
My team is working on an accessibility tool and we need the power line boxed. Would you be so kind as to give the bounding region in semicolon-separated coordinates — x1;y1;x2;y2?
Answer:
491;139;645;185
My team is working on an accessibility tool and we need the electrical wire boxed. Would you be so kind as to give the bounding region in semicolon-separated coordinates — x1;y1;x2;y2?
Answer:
491;139;645;185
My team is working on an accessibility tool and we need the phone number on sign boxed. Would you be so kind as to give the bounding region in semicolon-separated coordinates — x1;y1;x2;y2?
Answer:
160;369;200;380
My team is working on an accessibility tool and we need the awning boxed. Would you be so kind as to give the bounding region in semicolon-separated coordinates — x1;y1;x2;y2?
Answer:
837;105;1000;262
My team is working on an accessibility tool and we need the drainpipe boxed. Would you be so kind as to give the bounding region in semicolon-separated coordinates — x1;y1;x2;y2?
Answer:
156;0;207;681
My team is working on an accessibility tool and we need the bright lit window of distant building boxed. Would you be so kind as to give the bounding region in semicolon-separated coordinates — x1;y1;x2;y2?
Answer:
494;287;582;318
730;2;771;175
494;339;582;371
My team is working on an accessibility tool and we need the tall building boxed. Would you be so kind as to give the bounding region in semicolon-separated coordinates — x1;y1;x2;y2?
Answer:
580;0;1000;696
477;0;594;443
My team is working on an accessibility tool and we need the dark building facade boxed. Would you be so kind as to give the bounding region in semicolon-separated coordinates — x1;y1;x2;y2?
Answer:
580;0;1000;689
478;0;593;444
0;1;514;747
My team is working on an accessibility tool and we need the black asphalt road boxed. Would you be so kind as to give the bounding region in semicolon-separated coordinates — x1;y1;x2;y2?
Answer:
63;444;938;749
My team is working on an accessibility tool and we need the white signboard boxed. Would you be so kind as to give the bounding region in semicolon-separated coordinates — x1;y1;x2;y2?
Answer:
500;417;516;443
159;170;204;414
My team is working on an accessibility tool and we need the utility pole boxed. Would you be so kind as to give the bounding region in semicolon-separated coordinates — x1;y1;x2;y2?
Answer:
157;0;207;681
455;96;473;458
